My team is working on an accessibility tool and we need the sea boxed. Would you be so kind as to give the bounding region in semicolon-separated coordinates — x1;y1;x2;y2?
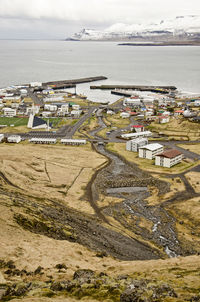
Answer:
0;40;200;103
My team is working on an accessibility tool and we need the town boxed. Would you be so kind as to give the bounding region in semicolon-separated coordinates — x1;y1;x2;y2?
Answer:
0;77;200;171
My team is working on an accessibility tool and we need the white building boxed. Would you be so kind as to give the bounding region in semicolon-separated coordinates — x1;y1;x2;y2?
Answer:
139;143;163;160
123;98;141;107
120;112;130;118
60;104;69;112
7;135;21;143
60;139;86;145
72;104;80;110
126;138;148;152
155;149;183;168
3;108;16;117
29;138;57;144
71;110;82;118
44;104;57;112
158;116;170;124
30;82;42;87
121;131;152;140
0;134;4;142
42;111;52;118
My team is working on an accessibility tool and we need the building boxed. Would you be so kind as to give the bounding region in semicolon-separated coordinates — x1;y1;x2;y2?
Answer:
158;116;170;124
121;131;152;140
44;104;57;112
131;125;144;133
29;138;57;144
123;98;141;107
60;139;86;145
174;110;184;116
27;114;50;129
30;82;42;87
155;149;183;168
71;110;82;118
2;108;16;117
139;143;163;160
126;138;148;152
120;112;130;118
0;134;4;143
7;135;21;143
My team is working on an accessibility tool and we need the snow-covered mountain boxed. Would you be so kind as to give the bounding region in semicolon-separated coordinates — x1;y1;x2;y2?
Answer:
67;15;200;41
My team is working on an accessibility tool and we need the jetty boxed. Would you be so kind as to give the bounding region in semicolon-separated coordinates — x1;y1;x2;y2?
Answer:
43;76;107;90
90;85;177;94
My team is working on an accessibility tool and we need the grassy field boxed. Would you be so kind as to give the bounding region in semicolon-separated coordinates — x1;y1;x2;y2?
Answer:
178;143;200;155
106;142;200;174
148;117;200;140
106;112;130;128
0;116;28;126
1;144;200;301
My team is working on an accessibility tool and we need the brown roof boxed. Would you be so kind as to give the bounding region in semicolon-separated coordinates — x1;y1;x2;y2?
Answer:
156;149;182;159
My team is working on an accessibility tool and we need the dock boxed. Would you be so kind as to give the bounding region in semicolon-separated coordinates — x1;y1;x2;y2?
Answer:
90;85;177;94
43;76;107;89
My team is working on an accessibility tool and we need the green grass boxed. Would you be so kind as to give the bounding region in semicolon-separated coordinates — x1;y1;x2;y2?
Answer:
0;117;28;126
43;118;62;128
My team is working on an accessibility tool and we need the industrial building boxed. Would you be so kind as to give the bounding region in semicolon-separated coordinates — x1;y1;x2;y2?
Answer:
60;139;86;145
29;138;57;144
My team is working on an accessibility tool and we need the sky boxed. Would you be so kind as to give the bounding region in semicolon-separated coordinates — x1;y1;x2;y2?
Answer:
0;0;200;39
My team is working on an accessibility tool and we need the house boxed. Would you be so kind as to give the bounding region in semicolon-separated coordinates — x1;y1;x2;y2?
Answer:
131;125;144;133
120;112;130;118
126;138;148;152
7;135;21;143
27;114;50;129
121;131;152;140
44;104;57;112
71;110;82;118
158;116;170;124
107;109;115;115
2;108;16;117
60;139;86;145
155;149;183;168
139;143;163;160
72;104;80;110
174;110;184;116
0;134;4;143
29;138;57;144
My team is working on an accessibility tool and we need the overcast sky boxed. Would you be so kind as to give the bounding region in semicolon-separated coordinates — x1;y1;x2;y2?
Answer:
0;0;199;39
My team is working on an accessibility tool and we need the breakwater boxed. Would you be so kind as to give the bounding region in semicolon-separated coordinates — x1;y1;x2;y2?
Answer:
43;76;107;87
90;84;177;94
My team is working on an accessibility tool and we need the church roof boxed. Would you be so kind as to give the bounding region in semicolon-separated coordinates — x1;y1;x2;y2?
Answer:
33;116;47;128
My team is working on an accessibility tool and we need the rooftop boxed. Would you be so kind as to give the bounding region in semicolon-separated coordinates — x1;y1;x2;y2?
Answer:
156;149;183;159
140;143;163;151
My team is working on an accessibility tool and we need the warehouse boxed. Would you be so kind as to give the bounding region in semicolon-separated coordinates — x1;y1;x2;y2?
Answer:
60;139;86;145
29;138;57;144
7;135;21;143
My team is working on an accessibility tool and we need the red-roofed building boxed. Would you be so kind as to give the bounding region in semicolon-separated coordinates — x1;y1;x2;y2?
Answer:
174;110;184;116
131;125;144;133
155;149;183;168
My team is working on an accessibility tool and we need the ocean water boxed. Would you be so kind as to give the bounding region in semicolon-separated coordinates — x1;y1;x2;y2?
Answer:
0;40;200;102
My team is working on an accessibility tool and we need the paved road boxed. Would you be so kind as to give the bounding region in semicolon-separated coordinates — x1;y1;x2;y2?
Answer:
27;88;44;106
